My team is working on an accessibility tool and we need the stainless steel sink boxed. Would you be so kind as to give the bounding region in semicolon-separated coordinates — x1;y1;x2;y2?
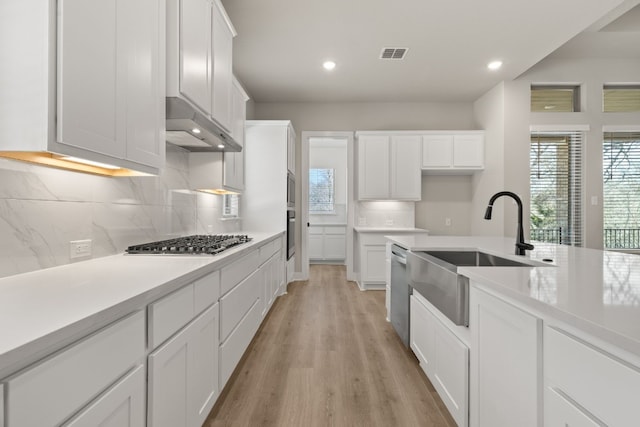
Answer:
423;250;540;267
406;250;546;326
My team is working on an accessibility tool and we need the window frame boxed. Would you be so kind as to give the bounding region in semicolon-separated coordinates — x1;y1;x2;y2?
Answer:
308;168;336;214
531;84;581;113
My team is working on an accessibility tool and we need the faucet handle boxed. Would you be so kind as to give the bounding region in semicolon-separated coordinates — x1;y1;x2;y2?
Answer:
517;242;535;251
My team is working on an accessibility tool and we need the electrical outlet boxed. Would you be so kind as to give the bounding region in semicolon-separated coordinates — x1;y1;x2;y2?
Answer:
445;217;452;227
385;219;394;226
70;239;92;259
358;217;367;226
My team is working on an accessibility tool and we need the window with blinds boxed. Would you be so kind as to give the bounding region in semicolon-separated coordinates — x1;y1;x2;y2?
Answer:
309;168;335;213
603;132;640;249
531;85;581;112
222;194;239;217
530;131;583;246
603;85;640;112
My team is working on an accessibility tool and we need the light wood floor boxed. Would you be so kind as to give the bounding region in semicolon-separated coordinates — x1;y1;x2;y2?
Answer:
205;264;456;427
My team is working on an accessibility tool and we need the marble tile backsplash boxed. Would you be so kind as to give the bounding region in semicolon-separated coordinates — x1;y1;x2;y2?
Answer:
0;145;230;279
355;201;415;228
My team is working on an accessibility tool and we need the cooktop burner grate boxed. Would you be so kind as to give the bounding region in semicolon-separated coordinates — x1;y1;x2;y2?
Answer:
125;234;252;255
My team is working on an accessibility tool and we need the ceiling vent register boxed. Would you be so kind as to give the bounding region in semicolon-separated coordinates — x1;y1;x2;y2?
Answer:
380;47;408;60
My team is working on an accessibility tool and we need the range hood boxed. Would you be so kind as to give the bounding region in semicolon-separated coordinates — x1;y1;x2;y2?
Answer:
165;97;242;152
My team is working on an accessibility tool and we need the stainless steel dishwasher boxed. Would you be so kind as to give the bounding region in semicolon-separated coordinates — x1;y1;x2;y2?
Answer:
390;244;410;346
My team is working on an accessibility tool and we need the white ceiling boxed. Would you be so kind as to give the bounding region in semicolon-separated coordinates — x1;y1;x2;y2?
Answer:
221;0;640;103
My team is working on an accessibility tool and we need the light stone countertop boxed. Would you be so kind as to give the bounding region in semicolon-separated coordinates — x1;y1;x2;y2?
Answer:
386;234;640;358
0;231;284;378
354;227;429;233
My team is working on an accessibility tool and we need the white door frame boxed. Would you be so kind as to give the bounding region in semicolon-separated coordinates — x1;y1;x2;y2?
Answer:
301;131;355;281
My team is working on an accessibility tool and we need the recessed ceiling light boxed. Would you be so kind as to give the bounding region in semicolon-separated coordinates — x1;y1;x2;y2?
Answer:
487;61;502;70
192;128;201;134
217;144;225;149
323;61;336;71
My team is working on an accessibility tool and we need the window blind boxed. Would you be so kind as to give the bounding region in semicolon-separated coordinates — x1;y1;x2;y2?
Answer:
309;168;335;212
223;194;239;217
603;132;640;249
530;131;583;246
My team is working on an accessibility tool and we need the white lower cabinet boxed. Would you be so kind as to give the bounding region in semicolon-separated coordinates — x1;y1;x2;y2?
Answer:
148;303;219;427
411;292;468;427
544;325;640;426
469;286;541;427
6;311;145;427
64;365;145;427
309;226;346;261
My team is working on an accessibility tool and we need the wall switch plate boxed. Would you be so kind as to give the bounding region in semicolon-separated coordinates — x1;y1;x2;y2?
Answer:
358;217;367;226
445;217;452;226
70;239;92;259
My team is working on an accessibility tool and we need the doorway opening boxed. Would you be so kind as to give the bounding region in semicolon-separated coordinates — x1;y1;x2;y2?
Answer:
301;132;355;281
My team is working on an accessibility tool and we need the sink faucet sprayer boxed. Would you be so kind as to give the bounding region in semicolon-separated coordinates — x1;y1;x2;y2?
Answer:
484;191;534;256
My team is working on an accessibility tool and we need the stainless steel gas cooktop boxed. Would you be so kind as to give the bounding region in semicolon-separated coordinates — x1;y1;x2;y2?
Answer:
125;234;252;255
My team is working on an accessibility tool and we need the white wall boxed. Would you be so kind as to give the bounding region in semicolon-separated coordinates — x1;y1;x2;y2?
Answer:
475;57;640;249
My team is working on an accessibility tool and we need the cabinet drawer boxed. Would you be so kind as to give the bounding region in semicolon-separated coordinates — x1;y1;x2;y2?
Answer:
545;326;640;426
219;298;262;389
6;311;145;427
220;270;260;342
259;239;279;265
64;364;145;427
148;284;195;349
545;387;600;427
194;271;220;315
221;250;260;295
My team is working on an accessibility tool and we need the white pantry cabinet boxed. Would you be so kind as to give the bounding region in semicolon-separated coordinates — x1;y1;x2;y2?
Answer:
422;132;484;173
167;0;236;132
148;303;219;427
356;133;421;200
0;0;165;175
469;286;541;427
64;365;145;427
411;292;469;427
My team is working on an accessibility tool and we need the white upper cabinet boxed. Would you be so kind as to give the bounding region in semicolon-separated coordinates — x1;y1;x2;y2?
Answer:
287;125;296;175
0;0;165;175
211;0;234;132
357;133;421;201
422;132;484;173
168;0;236;132
223;77;249;192
178;0;212;114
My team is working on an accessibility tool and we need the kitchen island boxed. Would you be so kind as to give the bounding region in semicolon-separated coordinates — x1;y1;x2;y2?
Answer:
387;234;640;427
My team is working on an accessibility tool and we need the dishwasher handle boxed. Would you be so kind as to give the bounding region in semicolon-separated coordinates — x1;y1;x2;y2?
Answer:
392;253;407;265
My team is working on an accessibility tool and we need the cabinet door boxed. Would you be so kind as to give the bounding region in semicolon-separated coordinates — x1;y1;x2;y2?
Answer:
223;151;244;192
309;231;324;260
421;135;453;168
362;245;386;282
358;136;390;199
410;295;436;376
64;365;145;427
148;304;219;427
58;0;123;158
211;0;233;131
453;134;483;168
230;78;247;147
121;0;164;168
287;125;296;174
324;233;346;259
470;287;540;427
391;135;422;200
180;0;212;114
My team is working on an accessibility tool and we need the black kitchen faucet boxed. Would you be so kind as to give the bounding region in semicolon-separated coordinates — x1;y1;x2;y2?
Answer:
484;191;535;256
